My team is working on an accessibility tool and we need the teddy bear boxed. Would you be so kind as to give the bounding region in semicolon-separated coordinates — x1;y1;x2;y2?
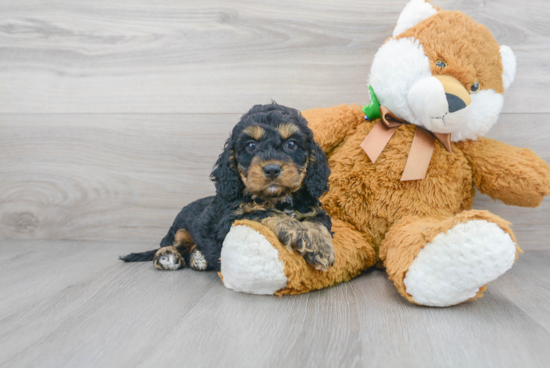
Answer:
217;0;550;306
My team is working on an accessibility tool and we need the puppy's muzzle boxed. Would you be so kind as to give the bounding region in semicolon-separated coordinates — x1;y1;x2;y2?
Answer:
263;164;282;180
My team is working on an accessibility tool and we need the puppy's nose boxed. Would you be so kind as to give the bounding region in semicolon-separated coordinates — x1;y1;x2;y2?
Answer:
263;164;282;179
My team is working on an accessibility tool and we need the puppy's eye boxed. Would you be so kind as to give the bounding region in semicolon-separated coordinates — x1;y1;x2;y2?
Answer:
435;60;447;69
246;142;256;152
470;81;480;93
286;140;297;150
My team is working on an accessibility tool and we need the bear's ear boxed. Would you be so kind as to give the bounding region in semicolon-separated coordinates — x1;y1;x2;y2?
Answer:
393;0;438;37
500;45;516;90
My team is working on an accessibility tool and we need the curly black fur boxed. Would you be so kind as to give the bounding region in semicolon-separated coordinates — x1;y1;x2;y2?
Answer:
120;102;331;271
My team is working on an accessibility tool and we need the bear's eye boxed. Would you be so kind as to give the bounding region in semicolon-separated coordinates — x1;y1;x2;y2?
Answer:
470;82;480;93
435;60;447;69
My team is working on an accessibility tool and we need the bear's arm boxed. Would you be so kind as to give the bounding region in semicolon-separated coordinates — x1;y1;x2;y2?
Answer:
302;104;365;153
456;137;550;207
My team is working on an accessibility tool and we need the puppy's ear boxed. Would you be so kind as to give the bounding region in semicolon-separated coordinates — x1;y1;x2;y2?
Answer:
210;138;244;201
304;142;330;199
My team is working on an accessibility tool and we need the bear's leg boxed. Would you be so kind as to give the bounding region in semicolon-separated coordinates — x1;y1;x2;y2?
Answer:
380;210;521;307
220;218;376;295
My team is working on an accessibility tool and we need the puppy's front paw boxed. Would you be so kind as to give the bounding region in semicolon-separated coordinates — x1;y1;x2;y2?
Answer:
153;246;185;270
276;226;301;250
261;216;335;271
297;224;335;272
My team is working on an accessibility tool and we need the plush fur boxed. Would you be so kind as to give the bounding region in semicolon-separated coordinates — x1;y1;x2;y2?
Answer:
370;1;516;142
221;224;288;295
121;103;333;272
218;1;550;305
402;219;517;306
392;0;438;37
224;218;376;295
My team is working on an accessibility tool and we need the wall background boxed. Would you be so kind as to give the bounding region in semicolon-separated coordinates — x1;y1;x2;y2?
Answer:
1;0;549;249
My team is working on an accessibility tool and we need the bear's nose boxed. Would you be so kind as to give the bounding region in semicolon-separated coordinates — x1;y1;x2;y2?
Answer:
263;164;282;179
434;75;471;113
446;93;467;113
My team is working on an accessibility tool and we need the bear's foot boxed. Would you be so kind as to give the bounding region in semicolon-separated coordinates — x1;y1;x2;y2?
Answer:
404;220;516;306
220;219;377;295
383;210;520;307
221;224;288;295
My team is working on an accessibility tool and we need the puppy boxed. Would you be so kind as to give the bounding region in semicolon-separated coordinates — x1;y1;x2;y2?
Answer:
121;103;334;272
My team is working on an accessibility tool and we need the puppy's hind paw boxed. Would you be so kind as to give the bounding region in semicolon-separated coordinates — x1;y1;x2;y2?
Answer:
153;246;185;270
189;248;208;271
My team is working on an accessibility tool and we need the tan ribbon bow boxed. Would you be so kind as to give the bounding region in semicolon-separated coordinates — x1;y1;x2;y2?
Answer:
360;106;452;181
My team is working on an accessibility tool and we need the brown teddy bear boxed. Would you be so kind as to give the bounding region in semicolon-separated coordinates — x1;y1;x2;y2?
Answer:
218;0;550;306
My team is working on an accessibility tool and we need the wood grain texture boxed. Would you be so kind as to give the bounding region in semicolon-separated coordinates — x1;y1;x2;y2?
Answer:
1;113;549;249
0;240;549;368
0;113;238;242
2;1;549;366
0;0;549;247
0;0;549;113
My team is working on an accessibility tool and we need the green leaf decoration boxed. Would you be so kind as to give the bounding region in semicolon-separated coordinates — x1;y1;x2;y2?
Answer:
362;85;381;121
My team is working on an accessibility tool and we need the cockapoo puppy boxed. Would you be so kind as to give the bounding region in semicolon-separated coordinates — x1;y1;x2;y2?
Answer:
121;103;334;272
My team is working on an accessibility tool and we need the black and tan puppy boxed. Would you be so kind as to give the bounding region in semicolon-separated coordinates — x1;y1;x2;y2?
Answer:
121;103;334;272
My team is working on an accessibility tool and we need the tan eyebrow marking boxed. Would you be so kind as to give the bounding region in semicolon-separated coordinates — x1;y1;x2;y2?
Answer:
242;125;265;140
277;123;299;139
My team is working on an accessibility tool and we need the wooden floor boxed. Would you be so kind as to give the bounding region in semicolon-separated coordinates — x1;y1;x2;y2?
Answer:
0;240;549;368
2;0;550;367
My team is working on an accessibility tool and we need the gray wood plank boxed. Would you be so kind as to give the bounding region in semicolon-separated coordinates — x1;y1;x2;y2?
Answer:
0;113;238;242
0;0;548;113
1;113;549;249
0;240;549;368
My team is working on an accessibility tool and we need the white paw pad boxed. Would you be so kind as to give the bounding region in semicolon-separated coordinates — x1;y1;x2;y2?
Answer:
404;220;517;307
221;225;288;295
158;254;181;270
